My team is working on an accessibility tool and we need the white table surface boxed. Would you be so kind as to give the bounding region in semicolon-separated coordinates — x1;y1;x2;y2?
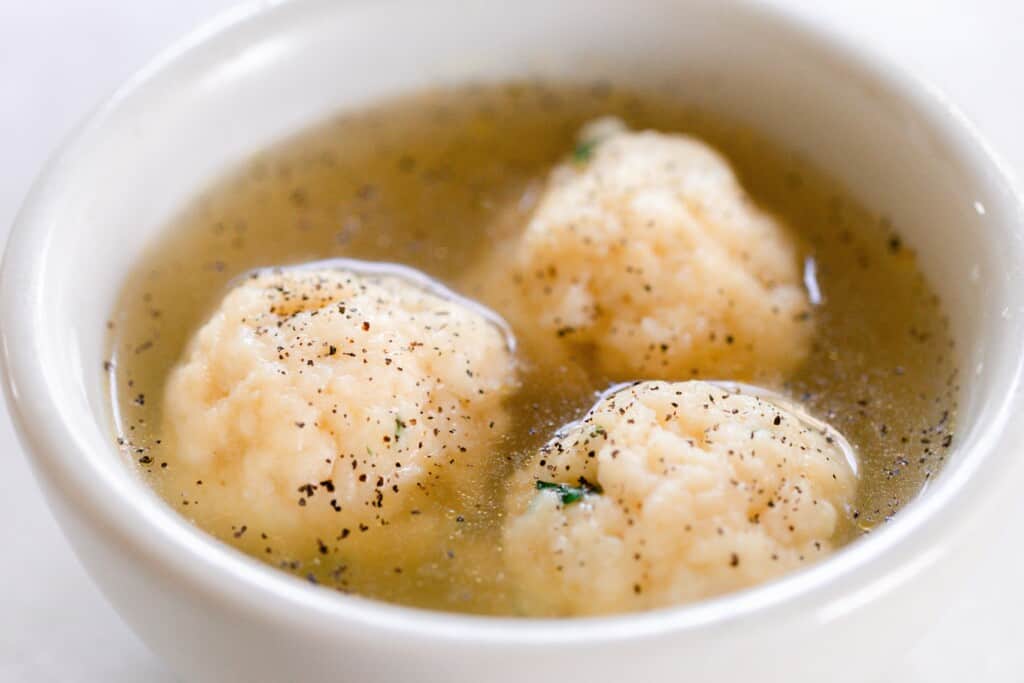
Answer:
1;1;1022;680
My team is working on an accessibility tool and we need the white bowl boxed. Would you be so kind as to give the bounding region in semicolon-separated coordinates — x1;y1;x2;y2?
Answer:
3;1;1024;681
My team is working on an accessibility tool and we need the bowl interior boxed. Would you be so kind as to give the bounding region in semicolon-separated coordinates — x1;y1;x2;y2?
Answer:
5;0;1024;633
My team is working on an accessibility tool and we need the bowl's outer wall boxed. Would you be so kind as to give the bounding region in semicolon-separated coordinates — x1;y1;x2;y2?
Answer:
3;0;1024;681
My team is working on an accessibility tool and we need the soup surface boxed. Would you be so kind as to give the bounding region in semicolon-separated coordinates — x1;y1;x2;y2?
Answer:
108;83;958;615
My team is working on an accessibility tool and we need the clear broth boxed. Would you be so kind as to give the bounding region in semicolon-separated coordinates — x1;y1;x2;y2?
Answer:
109;82;958;615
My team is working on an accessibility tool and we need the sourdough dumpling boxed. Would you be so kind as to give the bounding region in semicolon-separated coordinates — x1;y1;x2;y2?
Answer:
502;380;856;616
163;264;517;557
509;118;812;381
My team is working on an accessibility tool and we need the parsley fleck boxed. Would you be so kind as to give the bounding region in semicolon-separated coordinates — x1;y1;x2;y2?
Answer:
572;139;598;164
536;477;603;505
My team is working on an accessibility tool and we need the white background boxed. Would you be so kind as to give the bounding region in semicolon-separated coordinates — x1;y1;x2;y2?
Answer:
1;1;1022;680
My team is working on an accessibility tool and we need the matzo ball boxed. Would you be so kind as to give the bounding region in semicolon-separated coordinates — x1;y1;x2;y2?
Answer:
502;380;856;616
503;118;812;381
163;263;517;557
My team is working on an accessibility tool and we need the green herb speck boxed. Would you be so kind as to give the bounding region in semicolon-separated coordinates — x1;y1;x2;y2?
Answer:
536;477;603;505
573;139;598;164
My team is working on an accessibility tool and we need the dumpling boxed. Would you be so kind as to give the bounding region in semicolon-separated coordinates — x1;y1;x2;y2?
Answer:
163;263;517;560
502;380;856;616
492;118;812;381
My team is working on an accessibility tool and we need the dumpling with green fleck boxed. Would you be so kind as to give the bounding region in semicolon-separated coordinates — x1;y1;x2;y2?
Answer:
501;380;857;616
162;263;518;560
489;117;813;382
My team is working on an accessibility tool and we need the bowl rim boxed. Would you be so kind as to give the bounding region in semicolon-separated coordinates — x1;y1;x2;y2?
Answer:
3;0;1024;646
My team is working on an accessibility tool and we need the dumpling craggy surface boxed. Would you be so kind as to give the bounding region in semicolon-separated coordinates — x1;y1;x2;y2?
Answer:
163;264;517;561
501;118;812;382
502;380;857;616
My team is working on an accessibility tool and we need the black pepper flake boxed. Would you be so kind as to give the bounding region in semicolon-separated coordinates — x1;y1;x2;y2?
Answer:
397;155;417;173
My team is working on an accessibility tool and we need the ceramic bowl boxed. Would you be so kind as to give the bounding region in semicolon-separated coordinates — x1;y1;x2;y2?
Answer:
3;1;1024;681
